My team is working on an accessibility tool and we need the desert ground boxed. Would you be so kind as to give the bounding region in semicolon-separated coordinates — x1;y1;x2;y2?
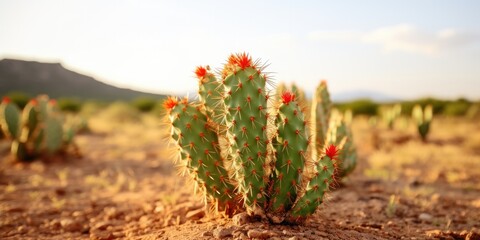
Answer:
1;114;479;240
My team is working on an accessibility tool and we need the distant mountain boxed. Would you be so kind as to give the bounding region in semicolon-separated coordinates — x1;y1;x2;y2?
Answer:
331;90;398;103
0;58;166;101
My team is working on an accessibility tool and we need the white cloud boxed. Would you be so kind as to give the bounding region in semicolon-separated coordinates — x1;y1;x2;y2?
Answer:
308;24;479;55
307;30;361;42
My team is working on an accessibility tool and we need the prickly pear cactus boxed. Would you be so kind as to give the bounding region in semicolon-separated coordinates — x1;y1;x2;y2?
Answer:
290;144;338;219
221;53;271;214
412;104;432;141
164;97;237;214
268;92;308;219
196;66;226;126
163;53;357;223
382;104;402;129
0;97;21;139
310;81;332;158
326;110;357;178
0;95;78;161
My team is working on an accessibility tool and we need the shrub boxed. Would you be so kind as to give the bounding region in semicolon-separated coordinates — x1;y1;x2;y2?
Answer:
132;97;158;112
336;99;379;116
58;98;82;113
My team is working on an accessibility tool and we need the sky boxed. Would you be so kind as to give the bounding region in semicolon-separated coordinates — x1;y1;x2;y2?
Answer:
1;0;479;100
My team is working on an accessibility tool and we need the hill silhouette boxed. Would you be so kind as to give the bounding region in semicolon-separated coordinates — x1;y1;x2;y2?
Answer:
0;58;166;101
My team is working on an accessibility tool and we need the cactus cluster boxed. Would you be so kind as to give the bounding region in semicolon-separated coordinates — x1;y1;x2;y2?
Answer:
0;95;77;161
412;104;433;142
164;53;357;223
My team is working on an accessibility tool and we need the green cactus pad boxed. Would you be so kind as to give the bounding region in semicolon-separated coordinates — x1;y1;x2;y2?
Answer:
326;110;357;178
222;53;270;212
0;101;21;139
45;117;64;153
21;101;39;139
290;145;338;218
165;97;236;212
311;81;332;158
196;66;226;126
269;91;308;213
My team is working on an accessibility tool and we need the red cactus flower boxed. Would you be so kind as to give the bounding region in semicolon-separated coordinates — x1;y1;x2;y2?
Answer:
281;91;295;104
163;96;178;111
2;96;10;103
30;99;38;105
233;52;252;69
195;66;207;79
325;144;339;160
48;99;57;106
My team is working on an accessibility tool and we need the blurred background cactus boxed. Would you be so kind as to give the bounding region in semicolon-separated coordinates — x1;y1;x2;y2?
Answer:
0;95;79;161
164;53;357;223
412;104;433;142
381;104;402;129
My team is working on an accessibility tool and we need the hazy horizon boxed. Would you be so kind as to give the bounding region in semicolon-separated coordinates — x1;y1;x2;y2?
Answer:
1;0;479;100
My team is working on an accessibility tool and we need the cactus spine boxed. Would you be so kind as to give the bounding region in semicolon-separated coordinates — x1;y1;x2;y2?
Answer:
164;53;357;223
412;104;432;141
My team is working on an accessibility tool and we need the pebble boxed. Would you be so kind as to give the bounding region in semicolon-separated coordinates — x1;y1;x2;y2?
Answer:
247;229;277;239
418;213;433;222
139;216;152;229
213;226;234;239
60;218;83;232
92;221;111;231
90;230;114;240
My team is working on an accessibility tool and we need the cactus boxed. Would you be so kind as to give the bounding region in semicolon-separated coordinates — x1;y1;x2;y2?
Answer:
221;53;271;215
412;104;432;142
381;104;402;129
326;110;357;178
163;53;357;223
0;95;77;161
290;144;338;220
164;97;238;214
268;92;308;219
310;81;332;159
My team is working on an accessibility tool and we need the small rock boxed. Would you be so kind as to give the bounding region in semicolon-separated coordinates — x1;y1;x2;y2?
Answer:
202;231;213;237
104;207;118;219
418;213;433;222
186;208;205;220
50;219;61;229
213;227;234;239
60;218;83;232
233;212;250;226
72;211;83;217
233;230;248;239
90;230;114;240
139;216;152;229
247;229;277;239
92;221;111;231
288;237;300;240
